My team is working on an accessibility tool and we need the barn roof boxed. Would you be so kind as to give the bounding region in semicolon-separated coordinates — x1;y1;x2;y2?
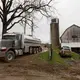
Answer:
60;24;80;39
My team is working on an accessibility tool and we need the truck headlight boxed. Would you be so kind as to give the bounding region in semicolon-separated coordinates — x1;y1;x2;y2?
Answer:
0;47;7;51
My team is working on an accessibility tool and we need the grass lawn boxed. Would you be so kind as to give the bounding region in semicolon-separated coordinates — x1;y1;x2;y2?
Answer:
39;49;80;65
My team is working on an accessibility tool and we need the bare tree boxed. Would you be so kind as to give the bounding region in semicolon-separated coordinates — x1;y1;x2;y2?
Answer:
0;0;53;35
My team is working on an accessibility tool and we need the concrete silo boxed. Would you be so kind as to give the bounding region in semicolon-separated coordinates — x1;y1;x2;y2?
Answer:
50;18;60;48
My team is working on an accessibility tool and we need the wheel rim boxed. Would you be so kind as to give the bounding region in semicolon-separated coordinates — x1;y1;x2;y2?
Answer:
7;54;13;61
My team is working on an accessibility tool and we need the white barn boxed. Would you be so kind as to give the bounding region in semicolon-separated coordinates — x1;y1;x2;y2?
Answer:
61;24;80;53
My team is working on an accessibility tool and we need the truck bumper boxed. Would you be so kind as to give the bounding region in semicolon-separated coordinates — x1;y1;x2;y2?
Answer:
0;51;5;57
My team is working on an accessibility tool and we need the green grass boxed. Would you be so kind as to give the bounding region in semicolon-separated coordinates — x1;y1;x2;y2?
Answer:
71;52;80;60
40;50;65;65
40;49;80;65
39;51;49;61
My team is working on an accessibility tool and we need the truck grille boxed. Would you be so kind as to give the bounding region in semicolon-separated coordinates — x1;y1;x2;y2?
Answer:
1;40;14;47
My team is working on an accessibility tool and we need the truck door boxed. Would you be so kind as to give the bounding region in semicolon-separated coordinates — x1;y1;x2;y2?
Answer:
15;34;21;49
16;34;24;49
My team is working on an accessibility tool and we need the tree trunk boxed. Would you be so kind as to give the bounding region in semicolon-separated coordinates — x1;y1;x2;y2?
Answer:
2;26;7;35
2;0;7;37
2;23;7;38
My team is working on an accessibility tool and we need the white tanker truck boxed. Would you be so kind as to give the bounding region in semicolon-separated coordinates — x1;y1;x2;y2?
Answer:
0;32;42;62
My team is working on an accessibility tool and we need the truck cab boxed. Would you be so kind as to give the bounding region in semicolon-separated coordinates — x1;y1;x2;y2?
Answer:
0;33;24;62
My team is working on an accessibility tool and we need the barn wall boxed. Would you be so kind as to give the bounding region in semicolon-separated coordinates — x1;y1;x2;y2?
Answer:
61;25;80;43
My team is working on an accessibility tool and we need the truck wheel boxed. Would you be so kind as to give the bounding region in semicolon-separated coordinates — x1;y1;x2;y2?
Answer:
35;48;38;53
29;47;32;54
4;51;15;62
37;48;39;53
39;47;42;52
32;48;34;54
34;48;36;54
35;48;37;54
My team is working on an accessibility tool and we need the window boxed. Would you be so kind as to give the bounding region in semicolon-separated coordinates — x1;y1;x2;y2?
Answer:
3;35;16;40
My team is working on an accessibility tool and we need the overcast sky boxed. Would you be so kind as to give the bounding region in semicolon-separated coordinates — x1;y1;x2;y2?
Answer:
0;0;80;43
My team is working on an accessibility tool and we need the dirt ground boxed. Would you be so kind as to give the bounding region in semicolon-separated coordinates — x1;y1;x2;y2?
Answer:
0;53;80;80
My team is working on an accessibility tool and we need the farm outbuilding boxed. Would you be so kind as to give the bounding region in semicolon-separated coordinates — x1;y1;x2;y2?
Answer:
61;24;80;53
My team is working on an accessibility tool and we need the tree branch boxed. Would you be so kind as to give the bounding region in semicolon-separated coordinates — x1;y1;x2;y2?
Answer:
6;0;13;13
0;6;3;12
0;14;3;22
7;17;24;31
1;0;54;34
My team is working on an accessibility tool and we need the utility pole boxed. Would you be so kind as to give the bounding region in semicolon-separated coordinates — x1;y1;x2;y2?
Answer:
31;19;34;37
24;17;26;34
24;0;26;34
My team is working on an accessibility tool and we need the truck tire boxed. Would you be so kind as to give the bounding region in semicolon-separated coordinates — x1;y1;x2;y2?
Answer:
39;47;42;52
29;47;32;54
32;47;34;54
33;48;36;54
4;51;15;62
37;48;39;53
35;48;37;54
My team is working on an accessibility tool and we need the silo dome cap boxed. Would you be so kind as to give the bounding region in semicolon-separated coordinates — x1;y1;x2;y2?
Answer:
51;18;59;23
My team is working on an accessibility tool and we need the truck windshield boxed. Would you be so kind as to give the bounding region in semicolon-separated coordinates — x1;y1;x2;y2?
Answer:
2;35;16;40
